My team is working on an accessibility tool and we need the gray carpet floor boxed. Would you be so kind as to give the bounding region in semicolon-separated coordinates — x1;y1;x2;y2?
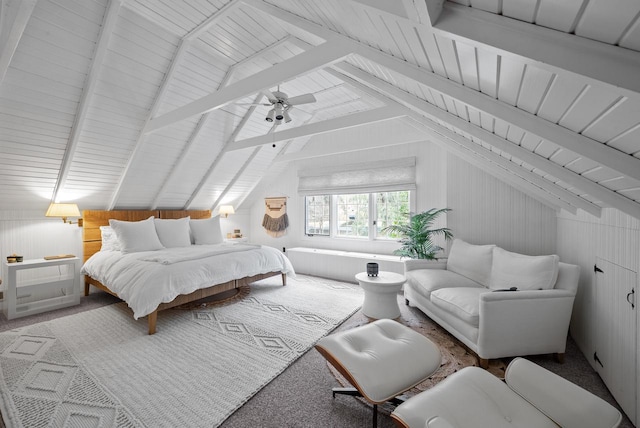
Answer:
0;279;633;428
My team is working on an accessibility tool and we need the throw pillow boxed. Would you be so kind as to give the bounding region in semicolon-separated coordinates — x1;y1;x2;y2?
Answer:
109;216;165;253
190;216;223;245
446;239;495;287
490;247;560;291
154;217;192;248
99;226;121;252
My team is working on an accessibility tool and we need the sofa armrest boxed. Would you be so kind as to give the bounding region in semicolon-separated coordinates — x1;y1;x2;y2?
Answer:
404;258;447;272
506;358;622;428
477;289;576;359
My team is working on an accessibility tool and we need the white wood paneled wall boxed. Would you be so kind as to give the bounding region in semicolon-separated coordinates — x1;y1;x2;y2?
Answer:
557;208;640;424
0;210;82;303
446;154;557;255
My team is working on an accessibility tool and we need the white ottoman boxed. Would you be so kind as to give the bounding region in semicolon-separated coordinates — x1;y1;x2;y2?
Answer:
356;271;406;319
316;319;441;427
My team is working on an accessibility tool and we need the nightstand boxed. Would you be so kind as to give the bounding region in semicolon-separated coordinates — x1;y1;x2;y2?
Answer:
1;257;81;319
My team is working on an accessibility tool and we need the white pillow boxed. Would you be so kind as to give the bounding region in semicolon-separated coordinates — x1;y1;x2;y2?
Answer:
109;216;164;253
490;247;560;291
446;239;495;287
189;216;223;245
154;217;192;248
99;226;120;252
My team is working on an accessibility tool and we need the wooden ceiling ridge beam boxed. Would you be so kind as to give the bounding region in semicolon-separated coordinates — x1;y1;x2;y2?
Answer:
184;94;263;210
250;1;640;183
225;105;406;152
335;63;640;219
0;0;37;85
145;40;351;133
434;2;640;101
327;66;598;216
407;118;570;213
52;0;122;204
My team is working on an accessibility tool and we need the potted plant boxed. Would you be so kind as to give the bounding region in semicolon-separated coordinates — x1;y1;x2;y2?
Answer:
382;208;453;259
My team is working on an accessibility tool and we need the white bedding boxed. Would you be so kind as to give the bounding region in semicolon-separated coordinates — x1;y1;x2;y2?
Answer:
81;243;295;319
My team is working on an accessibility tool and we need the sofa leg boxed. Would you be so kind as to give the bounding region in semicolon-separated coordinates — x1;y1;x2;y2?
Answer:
554;353;565;364
405;298;409;306
479;358;489;369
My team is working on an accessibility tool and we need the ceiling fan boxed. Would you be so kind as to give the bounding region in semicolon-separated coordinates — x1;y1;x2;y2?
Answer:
242;86;317;126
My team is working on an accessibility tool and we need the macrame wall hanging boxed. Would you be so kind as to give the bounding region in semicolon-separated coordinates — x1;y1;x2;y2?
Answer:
262;197;289;238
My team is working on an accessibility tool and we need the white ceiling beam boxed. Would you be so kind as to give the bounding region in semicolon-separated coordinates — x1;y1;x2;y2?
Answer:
53;0;121;203
328;66;600;216
225;106;406;152
184;95;263;210
210;146;261;212
335;63;640;219
404;114;598;216
249;1;640;184
406;118;570;213
184;0;241;40
0;0;36;85
107;38;191;209
435;2;640;101
354;46;640;184
145;40;352;133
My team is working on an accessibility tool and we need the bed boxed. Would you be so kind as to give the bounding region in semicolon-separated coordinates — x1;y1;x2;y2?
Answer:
81;210;294;334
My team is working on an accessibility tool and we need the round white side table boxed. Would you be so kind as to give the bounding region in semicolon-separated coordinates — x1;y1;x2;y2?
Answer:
355;271;406;320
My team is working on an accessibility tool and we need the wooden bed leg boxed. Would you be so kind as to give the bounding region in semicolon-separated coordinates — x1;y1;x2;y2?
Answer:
282;273;287;286
554;352;565;364
148;311;157;335
84;281;90;296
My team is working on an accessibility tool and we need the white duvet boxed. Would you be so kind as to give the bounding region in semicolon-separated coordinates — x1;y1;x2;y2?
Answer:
81;243;295;319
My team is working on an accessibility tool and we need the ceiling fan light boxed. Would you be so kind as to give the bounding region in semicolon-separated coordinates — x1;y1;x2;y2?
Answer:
265;108;275;122
274;103;284;121
283;109;291;123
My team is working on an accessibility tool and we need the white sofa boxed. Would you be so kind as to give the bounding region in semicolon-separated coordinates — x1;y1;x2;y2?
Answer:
404;239;580;367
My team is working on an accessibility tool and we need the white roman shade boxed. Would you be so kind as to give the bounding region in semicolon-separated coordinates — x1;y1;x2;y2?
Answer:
298;157;416;195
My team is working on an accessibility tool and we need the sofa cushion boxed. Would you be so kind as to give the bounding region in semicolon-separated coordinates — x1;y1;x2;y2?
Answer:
490;248;560;291
446;239;495;287
430;287;491;327
406;269;484;300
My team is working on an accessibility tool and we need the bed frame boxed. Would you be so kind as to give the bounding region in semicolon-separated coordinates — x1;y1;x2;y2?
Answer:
82;210;286;334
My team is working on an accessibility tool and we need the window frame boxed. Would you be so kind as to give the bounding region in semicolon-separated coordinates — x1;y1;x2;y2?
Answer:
304;190;413;241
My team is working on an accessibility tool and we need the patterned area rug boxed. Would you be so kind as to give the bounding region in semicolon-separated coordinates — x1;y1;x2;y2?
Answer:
0;275;363;428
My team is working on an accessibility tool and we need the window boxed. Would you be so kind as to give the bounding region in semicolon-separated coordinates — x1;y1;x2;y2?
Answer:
375;191;410;239
304;190;411;240
336;194;369;238
305;195;330;236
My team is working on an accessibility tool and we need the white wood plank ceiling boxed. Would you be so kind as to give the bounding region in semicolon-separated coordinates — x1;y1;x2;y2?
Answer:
1;0;639;219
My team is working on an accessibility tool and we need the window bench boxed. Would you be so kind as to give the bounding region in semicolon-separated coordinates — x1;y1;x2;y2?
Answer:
285;247;404;283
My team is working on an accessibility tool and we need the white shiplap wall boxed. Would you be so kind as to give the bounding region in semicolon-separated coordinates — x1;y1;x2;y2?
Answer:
557;208;640;362
446;153;557;255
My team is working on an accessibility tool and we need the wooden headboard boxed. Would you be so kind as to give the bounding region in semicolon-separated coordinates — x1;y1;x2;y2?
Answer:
82;210;211;262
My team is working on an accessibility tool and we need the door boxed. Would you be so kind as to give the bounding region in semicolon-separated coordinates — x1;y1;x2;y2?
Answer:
595;257;637;424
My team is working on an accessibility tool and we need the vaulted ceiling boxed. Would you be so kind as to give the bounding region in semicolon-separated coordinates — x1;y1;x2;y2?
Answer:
1;0;640;219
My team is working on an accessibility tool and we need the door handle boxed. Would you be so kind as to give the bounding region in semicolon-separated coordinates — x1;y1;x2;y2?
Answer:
627;289;635;309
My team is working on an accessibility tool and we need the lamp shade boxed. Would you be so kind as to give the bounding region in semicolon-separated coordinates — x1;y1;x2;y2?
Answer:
46;203;80;220
219;205;235;217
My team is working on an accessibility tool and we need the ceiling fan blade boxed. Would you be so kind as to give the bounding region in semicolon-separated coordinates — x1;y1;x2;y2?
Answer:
235;103;272;106
262;90;278;104
286;93;316;105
